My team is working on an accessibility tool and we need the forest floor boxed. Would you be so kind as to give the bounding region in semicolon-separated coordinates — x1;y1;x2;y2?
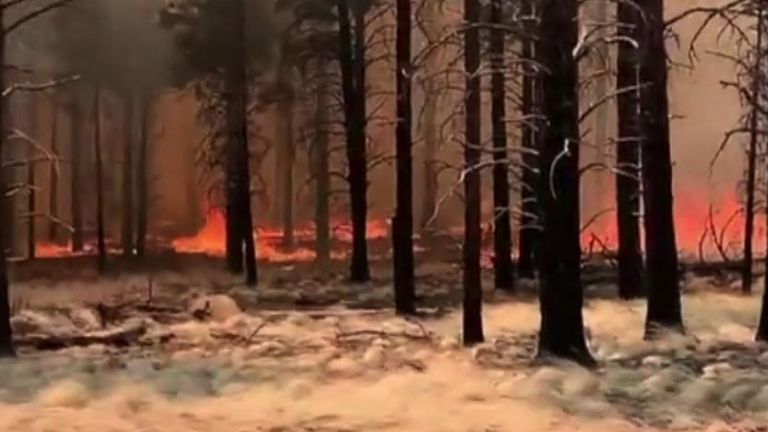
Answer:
0;254;767;431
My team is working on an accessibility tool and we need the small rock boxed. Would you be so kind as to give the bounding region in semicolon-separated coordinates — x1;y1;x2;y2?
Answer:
188;295;241;323
372;338;390;348
439;337;460;351
285;313;311;327
326;357;358;373
362;345;385;367
38;380;91;408
641;355;670;368
702;362;733;380
69;308;102;330
471;343;496;360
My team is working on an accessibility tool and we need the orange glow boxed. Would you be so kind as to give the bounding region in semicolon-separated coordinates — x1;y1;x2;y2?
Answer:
36;242;79;258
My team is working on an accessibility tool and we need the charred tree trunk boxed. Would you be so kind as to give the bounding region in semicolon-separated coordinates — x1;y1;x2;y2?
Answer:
224;0;257;285
278;89;296;250
93;86;106;273
393;0;416;315
517;0;538;280
743;14;764;295
26;93;37;259
639;0;684;337
463;0;484;345
337;0;370;282
0;22;14;356
120;95;135;257
536;0;594;366
135;95;150;257
615;2;645;300
48;91;60;243
313;60;331;264
489;0;514;292
418;0;442;235
69;92;84;252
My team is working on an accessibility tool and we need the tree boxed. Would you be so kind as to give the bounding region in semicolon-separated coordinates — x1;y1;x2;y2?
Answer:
162;0;276;286
517;0;537;280
336;0;372;282
615;1;644;300
639;0;684;337
0;0;81;357
47;90;60;243
489;0;513;292
92;86;106;273
535;0;594;366
393;0;416;314
68;89;84;252
135;95;151;256
121;95;135;257
25;92;38;259
463;0;484;346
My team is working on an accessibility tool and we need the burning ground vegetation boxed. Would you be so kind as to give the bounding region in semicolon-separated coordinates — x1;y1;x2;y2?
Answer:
1;257;768;432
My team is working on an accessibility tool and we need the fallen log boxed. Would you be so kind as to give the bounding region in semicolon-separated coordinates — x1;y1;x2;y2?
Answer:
15;320;147;351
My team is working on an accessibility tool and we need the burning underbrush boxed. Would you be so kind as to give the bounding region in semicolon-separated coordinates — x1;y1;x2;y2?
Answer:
0;267;767;431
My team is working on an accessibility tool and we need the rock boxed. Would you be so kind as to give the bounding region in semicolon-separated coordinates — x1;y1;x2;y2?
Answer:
471;343;496;361
560;371;600;397
702;362;733;380
362;345;385;367
372;338;390;348
285;313;311;327
38;380;91;408
439;337;460;351
641;355;670;368
227;287;259;307
69;308;102;330
188;295;241;323
326;357;358;373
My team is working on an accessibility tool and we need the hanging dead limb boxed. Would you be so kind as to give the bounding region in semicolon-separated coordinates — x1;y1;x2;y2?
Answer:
5;0;76;34
2;74;80;99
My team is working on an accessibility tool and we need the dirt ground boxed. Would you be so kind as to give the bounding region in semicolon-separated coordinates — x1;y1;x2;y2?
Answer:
0;255;766;432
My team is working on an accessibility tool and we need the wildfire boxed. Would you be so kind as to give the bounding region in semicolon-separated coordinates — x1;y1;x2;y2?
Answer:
170;208;391;263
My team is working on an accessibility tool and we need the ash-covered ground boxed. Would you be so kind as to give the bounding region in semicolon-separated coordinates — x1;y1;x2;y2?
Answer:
1;256;767;432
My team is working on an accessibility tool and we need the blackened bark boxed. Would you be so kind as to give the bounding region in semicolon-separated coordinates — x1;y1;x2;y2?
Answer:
337;0;370;282
517;0;537;280
227;0;257;286
48;91;60;243
120;95;135;257
743;15;764;295
463;0;484;346
135;96;150;257
615;2;644;300
393;0;416;315
278;90;296;250
0;23;14;356
26;93;37;259
536;0;594;366
69;93;84;252
418;0;441;236
313;61;331;264
489;0;513;292
93;87;106;273
638;0;684;337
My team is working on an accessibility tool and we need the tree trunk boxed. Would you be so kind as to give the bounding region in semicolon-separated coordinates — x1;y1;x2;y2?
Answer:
0;22;15;356
418;0;442;235
278;90;296;250
26;93;37;259
225;0;257;286
393;0;416;315
517;0;538;280
48;91;60;243
489;0;513;292
536;0;594;366
463;0;484;346
93;86;106;273
135;95;151;257
639;0;684;338
120;95;135;257
743;13;764;295
337;0;370;282
313;60;331;264
69;92;84;252
615;1;645;300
